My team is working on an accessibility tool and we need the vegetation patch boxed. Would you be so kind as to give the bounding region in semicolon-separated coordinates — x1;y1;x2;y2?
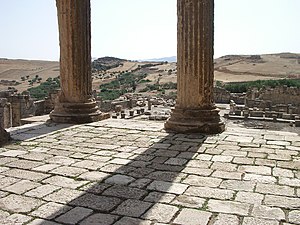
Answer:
223;79;300;93
26;77;60;100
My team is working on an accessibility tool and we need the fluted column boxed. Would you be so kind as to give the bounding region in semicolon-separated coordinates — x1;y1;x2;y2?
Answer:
50;0;109;123
165;0;224;134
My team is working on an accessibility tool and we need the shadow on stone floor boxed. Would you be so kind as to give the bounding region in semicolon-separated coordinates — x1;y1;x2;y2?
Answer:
24;130;207;225
5;122;73;142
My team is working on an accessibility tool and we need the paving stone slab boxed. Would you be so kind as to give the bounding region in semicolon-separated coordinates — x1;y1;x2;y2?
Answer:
147;181;188;194
113;199;153;217
0;194;44;213
55;206;93;224
79;213;119;225
69;193;121;212
213;213;239;225
173;208;212;225
114;217;152;225
141;203;179;223
242;217;279;225
30;202;72;219
207;199;251;216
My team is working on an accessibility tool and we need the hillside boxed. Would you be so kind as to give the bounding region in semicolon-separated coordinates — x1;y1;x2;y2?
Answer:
1;53;300;95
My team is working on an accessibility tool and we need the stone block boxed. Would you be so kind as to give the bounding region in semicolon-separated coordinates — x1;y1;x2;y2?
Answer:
0;126;9;146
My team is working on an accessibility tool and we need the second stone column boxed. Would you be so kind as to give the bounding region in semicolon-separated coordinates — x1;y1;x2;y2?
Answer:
165;0;224;134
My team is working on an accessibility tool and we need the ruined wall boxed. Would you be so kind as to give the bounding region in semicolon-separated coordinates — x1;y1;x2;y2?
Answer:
0;99;12;128
100;99;137;113
258;86;300;106
213;87;245;104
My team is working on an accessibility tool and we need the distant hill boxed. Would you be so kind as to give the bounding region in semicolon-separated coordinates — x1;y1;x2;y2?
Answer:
92;57;127;71
143;56;177;62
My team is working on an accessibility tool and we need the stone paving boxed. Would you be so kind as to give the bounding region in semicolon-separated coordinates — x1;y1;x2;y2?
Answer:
0;118;299;225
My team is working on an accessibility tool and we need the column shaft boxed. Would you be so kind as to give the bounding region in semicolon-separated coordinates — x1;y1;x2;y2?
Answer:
165;0;224;134
50;0;109;123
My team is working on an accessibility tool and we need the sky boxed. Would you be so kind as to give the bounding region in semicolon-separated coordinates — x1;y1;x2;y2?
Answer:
0;0;299;61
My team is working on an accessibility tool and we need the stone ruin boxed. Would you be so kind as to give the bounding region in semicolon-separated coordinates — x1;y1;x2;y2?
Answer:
227;86;300;126
213;87;245;104
103;94;174;121
0;90;48;128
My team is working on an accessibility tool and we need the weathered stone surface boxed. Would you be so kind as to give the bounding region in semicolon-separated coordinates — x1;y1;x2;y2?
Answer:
70;193;121;212
51;0;108;123
55;207;93;224
242;217;279;225
288;210;300;224
207;199;250;216
164;0;224;134
147;181;188;194
264;195;300;209
80;213;119;225
142;203;179;223
113;199;152;217
30;202;72;219
103;185;147;200
0;194;44;213
173;208;212;225
251;205;285;221
185;186;234;200
235;192;264;204
2;180;40;194
0;127;9;146
114;217;151;225
213;213;239;225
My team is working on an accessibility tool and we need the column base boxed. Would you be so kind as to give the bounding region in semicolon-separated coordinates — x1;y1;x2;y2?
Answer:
50;101;110;124
165;107;225;134
0;127;10;146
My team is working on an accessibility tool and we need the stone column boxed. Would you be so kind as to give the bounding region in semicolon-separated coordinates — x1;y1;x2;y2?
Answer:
165;0;224;134
50;0;109;123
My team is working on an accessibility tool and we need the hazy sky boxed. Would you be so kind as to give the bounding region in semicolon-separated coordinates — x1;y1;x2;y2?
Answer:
0;0;299;61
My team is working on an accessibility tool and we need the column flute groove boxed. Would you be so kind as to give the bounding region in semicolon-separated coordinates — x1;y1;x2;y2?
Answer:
165;0;224;134
50;0;109;124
